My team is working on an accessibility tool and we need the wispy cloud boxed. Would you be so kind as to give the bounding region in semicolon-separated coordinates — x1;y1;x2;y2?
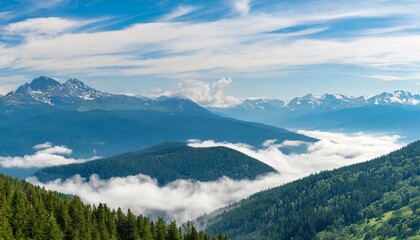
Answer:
27;131;402;223
3;17;100;39
160;6;196;22
365;73;420;81
0;12;12;19
366;74;409;81
1;0;67;21
0;0;420;86
30;0;65;10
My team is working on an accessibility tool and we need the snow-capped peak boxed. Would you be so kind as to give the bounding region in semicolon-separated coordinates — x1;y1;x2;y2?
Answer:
5;76;108;106
214;91;419;113
366;90;419;105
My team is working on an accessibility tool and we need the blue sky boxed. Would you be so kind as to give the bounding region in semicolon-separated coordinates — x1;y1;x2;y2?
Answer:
0;0;420;106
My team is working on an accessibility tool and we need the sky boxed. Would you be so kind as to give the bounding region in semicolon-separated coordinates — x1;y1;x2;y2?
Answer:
1;0;420;101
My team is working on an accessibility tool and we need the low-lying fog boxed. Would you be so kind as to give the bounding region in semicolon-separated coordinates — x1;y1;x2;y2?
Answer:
15;130;402;223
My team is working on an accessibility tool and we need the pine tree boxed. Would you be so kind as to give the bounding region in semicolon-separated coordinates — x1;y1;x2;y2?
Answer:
105;208;118;240
47;213;65;240
96;203;111;240
55;202;72;239
127;209;139;240
155;217;166;240
0;217;14;240
166;220;181;240
138;215;153;240
11;191;29;238
116;207;127;239
0;194;14;240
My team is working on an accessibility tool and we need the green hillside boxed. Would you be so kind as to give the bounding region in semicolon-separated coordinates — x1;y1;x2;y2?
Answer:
0;173;227;240
34;143;276;185
205;141;420;240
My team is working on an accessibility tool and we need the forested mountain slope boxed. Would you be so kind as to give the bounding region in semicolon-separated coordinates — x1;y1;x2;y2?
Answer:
34;143;276;184
0;173;227;240
0;109;316;159
205;141;420;239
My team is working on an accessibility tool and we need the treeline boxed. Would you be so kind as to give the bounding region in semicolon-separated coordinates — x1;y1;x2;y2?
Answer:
0;174;227;240
206;141;420;239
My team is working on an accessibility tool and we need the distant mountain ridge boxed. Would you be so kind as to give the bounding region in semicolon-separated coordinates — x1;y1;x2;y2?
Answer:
209;90;420;140
212;90;420;114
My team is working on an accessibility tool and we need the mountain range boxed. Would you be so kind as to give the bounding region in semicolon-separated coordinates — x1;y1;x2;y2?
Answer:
213;91;420;114
0;76;206;117
210;91;420;140
0;76;315;161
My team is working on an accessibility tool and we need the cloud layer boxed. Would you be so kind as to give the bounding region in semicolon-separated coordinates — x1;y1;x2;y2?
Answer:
189;131;402;174
27;131;402;223
0;142;97;168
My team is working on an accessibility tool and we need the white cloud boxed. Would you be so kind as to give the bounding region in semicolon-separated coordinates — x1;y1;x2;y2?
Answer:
232;0;251;16
0;143;98;168
4;17;94;38
189;131;402;173
160;6;196;22
27;173;285;223
33;142;53;150
27;131;402;223
151;78;241;107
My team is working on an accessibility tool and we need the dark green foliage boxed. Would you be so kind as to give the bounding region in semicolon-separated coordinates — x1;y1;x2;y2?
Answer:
0;173;227;240
167;221;181;240
206;141;420;239
34;143;276;185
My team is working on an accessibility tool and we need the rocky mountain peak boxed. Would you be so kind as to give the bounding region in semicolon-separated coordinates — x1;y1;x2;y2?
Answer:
29;76;60;90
